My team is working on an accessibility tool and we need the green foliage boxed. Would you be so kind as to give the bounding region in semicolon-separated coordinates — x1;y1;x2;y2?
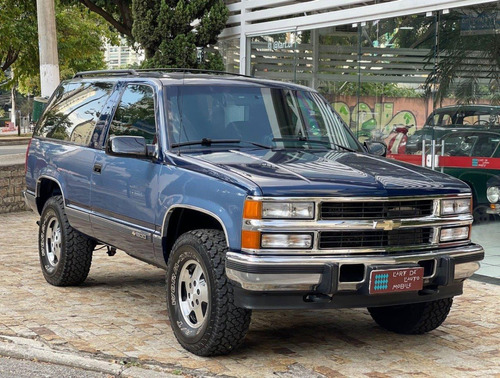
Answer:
1;0;114;95
132;0;228;69
425;4;500;105
324;81;420;98
60;0;133;39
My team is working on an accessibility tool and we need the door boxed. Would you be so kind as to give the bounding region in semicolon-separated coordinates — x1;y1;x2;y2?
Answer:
90;83;160;263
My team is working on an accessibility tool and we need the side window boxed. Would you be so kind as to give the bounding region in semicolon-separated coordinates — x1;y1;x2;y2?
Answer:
109;84;156;144
35;81;114;146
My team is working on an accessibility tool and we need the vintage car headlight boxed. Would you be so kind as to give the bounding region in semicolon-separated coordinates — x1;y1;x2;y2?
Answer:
262;202;314;219
487;186;500;203
440;226;470;242
243;200;314;219
440;198;471;216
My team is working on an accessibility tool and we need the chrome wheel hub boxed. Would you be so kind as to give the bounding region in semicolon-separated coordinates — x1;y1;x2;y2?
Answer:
178;259;209;328
45;217;61;267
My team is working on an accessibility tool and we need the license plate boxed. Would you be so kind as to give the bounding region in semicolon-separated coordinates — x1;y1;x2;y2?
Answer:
369;267;424;295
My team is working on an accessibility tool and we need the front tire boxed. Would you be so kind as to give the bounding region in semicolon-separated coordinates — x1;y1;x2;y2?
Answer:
368;298;453;334
39;195;95;286
166;229;251;356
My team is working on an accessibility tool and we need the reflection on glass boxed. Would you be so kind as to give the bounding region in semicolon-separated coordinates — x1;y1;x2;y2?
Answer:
166;85;360;151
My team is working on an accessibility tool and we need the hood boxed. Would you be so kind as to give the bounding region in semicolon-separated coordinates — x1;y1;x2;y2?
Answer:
174;149;471;197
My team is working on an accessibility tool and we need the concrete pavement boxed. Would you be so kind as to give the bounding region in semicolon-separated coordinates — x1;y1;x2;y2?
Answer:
0;211;499;377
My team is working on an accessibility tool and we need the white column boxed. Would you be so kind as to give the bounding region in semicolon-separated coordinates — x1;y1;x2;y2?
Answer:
239;1;248;75
37;0;60;98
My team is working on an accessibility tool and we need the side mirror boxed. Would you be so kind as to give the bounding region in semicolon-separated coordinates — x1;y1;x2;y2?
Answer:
107;135;147;157
364;141;387;157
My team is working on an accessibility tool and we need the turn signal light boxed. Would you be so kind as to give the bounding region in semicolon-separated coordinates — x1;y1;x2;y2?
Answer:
243;200;262;219
241;230;260;249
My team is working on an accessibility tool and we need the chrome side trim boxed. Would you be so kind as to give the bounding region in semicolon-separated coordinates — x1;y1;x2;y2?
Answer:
161;204;230;246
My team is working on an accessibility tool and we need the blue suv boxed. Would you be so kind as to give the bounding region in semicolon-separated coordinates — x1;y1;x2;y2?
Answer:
25;69;484;356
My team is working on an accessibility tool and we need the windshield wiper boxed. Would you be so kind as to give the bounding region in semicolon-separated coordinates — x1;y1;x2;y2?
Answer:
237;140;273;149
272;137;356;152
171;138;273;150
171;138;240;148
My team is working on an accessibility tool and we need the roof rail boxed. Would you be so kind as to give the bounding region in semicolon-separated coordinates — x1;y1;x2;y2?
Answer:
73;69;138;78
135;68;252;78
73;68;252;79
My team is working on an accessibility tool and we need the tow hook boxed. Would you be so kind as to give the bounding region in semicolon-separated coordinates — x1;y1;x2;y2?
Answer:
304;293;332;303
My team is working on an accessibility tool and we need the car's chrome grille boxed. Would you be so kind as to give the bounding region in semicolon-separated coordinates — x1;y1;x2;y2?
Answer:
319;228;433;249
320;200;434;220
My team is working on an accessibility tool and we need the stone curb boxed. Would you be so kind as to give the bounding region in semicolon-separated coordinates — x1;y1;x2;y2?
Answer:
0;137;31;146
0;336;179;378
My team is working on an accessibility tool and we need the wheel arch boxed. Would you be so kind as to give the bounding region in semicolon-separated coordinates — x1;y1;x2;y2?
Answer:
36;176;64;214
161;205;230;265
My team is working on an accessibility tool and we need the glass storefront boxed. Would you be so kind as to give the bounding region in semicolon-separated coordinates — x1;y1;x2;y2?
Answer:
224;2;500;277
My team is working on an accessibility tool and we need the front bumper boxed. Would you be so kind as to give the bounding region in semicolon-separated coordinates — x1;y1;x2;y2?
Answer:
226;244;484;309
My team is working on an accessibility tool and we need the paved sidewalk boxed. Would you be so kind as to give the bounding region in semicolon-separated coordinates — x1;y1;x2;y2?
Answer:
0;211;499;377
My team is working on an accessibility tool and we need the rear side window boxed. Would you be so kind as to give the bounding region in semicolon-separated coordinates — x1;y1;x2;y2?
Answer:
35;81;114;146
108;84;156;144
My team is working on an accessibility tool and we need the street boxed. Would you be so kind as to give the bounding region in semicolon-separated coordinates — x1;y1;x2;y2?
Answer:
0;211;499;377
0;145;27;156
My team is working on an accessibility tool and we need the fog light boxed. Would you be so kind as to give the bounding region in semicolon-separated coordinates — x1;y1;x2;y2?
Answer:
261;234;312;249
440;226;469;242
454;262;480;279
441;198;471;215
487;186;500;203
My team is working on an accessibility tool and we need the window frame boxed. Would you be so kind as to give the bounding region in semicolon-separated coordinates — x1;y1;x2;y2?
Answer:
104;82;159;158
34;80;116;147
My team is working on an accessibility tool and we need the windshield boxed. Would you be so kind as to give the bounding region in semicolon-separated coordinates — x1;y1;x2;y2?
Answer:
165;85;360;151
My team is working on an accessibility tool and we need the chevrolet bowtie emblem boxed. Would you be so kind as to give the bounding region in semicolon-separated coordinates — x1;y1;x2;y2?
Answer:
372;220;401;230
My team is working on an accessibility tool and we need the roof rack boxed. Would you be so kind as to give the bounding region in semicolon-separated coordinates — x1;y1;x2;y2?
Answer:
73;68;252;79
73;69;138;78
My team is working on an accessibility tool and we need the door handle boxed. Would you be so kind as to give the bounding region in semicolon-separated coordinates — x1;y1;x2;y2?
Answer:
93;163;102;174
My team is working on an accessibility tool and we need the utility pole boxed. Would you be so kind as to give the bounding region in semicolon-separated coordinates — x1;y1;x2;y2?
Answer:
36;0;60;98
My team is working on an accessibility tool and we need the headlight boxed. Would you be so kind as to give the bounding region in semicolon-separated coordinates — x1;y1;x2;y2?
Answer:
243;200;315;219
262;202;314;219
440;198;471;216
487;186;500;203
440;226;470;242
261;233;312;249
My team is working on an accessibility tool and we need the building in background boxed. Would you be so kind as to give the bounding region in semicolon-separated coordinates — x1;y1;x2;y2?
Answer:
104;36;144;69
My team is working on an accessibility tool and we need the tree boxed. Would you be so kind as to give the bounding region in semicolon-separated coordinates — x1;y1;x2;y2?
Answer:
425;4;500;105
132;0;228;69
0;0;116;95
60;0;133;40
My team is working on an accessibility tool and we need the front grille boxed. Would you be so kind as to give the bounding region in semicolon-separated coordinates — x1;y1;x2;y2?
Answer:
319;228;433;249
320;200;434;220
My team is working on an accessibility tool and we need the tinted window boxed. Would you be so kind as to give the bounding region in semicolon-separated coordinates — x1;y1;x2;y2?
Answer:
35;81;114;145
109;85;156;144
166;85;360;151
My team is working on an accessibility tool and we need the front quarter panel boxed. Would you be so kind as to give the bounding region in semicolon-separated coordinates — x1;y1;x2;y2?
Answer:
157;163;250;251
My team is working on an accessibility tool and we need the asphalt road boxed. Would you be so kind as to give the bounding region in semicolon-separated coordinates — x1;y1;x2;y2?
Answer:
0;145;27;156
0;356;109;378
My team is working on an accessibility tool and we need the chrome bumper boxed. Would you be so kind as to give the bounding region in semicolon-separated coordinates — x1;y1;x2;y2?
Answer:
226;244;484;292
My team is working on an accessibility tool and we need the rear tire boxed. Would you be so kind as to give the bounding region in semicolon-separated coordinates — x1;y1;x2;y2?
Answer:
39;195;95;286
368;298;453;334
166;229;251;356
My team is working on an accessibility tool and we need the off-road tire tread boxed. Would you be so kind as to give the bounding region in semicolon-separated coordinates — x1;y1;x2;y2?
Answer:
167;229;251;356
40;195;95;286
368;298;453;334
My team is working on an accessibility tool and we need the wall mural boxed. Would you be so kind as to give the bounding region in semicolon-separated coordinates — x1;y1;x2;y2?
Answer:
332;101;417;142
